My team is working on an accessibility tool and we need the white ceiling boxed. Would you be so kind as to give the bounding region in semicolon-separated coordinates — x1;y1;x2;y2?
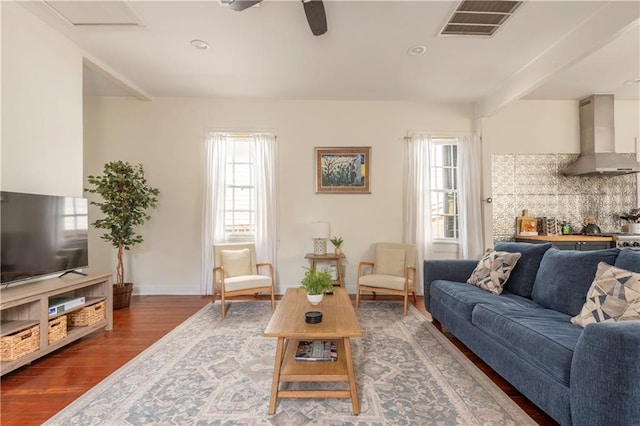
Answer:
20;1;640;115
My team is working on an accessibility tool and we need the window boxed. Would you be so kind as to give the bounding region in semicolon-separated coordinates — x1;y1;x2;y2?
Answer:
430;139;458;240
202;131;277;294
224;137;256;240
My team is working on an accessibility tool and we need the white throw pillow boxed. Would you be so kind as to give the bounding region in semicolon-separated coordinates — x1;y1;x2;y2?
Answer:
374;247;406;277
466;249;522;295
221;248;253;278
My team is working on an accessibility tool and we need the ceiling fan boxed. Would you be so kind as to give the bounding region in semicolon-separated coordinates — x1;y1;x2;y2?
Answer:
225;0;327;36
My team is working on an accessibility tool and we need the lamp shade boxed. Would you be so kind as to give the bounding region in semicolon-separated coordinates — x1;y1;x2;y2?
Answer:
311;221;330;239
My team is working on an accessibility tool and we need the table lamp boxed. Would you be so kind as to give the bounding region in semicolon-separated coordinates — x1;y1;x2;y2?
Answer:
311;221;330;255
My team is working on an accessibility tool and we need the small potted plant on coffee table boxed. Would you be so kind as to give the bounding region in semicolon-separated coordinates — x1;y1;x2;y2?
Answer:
301;267;334;305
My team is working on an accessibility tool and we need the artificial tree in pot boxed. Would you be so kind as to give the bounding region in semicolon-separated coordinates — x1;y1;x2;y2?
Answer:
85;161;160;309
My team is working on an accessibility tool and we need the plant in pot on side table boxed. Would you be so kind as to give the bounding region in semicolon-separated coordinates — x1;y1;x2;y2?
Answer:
301;267;334;305
330;236;344;255
85;161;160;309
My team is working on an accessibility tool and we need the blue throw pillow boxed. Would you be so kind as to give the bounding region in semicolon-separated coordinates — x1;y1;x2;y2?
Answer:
615;249;640;273
495;242;553;298
531;248;620;317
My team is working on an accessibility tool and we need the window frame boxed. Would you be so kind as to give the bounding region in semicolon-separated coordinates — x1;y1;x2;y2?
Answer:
429;137;460;243
223;136;256;242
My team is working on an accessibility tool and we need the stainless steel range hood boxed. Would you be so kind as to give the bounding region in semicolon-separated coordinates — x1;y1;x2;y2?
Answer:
562;94;640;176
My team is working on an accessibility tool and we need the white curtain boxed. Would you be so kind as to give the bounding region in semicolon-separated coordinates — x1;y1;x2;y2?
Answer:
200;132;277;295
404;133;432;291
457;134;484;259
252;133;278;266
200;133;227;295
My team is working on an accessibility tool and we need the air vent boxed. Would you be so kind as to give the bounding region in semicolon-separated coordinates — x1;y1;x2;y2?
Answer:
440;1;522;37
43;1;142;27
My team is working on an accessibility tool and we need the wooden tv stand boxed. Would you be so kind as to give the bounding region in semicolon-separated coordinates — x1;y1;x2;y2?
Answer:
0;272;113;376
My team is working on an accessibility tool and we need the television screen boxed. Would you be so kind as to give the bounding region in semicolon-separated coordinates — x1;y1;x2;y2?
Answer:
1;191;89;285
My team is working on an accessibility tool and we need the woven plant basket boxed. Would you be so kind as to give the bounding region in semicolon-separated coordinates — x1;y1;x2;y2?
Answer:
113;283;133;310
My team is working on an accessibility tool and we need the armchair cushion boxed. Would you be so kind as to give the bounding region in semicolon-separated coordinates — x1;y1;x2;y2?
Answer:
221;248;253;278
224;275;272;292
374;247;405;276
359;274;407;291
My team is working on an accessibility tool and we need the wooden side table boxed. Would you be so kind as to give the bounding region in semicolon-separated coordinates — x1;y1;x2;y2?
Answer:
304;252;346;287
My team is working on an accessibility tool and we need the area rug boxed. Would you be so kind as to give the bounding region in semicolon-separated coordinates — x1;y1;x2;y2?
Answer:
45;301;535;425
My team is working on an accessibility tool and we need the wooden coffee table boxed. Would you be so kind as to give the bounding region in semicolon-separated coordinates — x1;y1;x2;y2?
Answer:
264;287;363;415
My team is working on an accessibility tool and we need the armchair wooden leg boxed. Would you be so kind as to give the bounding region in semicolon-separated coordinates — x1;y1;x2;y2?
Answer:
355;287;360;308
412;291;417;304
221;293;227;319
270;289;275;310
403;293;409;316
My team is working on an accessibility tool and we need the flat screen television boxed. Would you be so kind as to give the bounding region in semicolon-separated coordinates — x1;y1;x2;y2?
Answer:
1;191;89;286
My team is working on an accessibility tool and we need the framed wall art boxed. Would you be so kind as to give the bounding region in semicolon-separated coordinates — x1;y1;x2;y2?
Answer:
315;147;371;194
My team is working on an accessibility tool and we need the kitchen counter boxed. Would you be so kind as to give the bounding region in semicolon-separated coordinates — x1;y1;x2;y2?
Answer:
514;234;615;251
514;234;614;242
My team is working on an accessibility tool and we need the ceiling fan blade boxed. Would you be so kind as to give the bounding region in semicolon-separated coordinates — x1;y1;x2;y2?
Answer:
302;0;327;36
228;0;262;12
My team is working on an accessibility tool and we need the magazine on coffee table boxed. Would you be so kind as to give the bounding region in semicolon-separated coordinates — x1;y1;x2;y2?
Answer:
295;340;337;361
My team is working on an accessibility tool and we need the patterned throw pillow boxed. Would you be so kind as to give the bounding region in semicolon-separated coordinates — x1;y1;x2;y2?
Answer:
571;262;640;327
466;250;522;295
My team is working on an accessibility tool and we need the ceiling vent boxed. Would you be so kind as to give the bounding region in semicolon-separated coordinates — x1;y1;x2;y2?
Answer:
43;1;143;27
440;1;523;37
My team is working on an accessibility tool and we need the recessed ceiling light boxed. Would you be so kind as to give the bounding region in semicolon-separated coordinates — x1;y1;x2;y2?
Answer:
191;39;209;50
624;77;640;85
408;45;426;56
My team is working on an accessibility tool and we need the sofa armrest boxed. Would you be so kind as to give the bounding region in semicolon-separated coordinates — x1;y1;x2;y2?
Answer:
570;322;640;426
423;259;477;312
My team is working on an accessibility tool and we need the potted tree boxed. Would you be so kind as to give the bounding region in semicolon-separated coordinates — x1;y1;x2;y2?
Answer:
85;161;160;309
301;267;334;305
330;236;344;255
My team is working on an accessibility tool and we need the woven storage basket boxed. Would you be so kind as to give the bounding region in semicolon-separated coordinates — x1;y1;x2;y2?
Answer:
68;301;106;327
1;324;40;361
48;315;67;344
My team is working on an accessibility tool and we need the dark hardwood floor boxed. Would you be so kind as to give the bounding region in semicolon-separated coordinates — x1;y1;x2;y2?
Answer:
0;294;557;425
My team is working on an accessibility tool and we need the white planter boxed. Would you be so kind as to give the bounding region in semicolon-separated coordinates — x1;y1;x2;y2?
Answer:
307;293;324;305
629;223;640;234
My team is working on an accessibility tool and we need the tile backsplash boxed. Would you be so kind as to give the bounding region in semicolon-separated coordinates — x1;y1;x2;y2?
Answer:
491;154;637;243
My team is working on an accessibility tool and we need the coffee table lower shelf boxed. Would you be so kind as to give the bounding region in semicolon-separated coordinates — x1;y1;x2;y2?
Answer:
269;337;359;415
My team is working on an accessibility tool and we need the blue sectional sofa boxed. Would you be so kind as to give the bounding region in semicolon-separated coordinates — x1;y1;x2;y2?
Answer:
424;244;640;426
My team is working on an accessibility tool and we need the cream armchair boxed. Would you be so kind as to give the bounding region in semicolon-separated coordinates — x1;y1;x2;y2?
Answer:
355;242;417;315
213;243;275;318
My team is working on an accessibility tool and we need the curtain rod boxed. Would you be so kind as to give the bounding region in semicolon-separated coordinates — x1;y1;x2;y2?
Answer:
402;135;460;141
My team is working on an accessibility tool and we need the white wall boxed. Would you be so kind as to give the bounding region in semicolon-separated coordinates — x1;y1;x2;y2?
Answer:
83;98;476;295
1;2;84;196
481;100;640;246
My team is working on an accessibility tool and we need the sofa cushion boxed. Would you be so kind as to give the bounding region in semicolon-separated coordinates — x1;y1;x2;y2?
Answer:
531;248;620;317
571;262;640;327
466;250;521;294
430;280;539;321
472;303;582;386
615;249;640;272
495;242;553;298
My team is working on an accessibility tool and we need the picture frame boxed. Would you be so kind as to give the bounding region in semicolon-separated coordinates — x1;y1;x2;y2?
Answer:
315;147;371;194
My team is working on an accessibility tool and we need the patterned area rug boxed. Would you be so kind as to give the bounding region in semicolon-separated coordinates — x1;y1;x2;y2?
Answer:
45;301;534;425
